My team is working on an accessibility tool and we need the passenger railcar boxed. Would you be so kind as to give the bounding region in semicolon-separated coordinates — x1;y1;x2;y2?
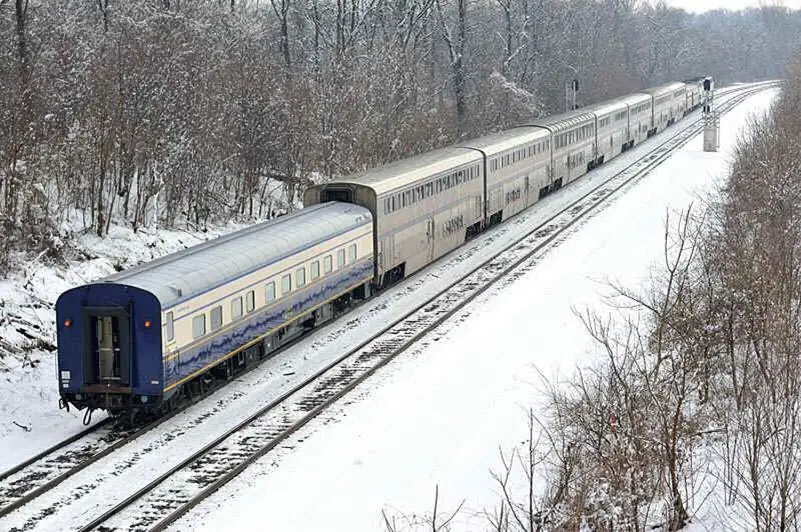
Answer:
459;127;552;224
642;82;687;135
585;99;629;164
621;93;654;148
304;148;483;287
57;203;374;418
527;110;598;186
684;77;703;113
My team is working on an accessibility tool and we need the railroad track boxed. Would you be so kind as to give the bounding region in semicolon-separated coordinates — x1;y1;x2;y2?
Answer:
63;83;777;532
0;418;127;519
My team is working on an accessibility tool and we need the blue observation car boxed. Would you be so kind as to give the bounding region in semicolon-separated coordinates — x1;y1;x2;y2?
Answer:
56;203;374;422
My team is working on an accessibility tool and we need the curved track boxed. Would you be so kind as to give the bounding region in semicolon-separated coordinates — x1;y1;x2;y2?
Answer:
68;83;777;532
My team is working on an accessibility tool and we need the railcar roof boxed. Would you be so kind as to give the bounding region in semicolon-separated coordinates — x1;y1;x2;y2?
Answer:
614;92;653;105
324;147;482;196
458;126;550;155
524;109;595;132
587;91;651;115
583;99;628;116
639;81;686;96
103;202;372;309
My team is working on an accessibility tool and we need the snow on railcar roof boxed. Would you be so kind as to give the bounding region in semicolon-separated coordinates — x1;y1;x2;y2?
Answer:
458;126;550;155
324;147;482;196
524;109;595;132
612;92;652;105
103;202;372;308
639;81;686;95
583;97;630;116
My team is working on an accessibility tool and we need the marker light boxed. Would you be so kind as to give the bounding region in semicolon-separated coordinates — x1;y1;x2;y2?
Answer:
63;319;72;328
144;320;152;328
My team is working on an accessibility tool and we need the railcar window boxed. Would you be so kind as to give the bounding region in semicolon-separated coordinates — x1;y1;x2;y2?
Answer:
231;297;243;319
165;311;174;342
337;249;346;268
296;267;306;288
281;274;291;295
192;315;206;339
324;255;333;273
348;244;357;263
210;306;223;331
311;261;320;280
265;282;276;302
246;290;255;313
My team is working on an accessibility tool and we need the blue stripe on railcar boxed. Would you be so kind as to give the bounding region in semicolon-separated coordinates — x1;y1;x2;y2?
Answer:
164;258;373;390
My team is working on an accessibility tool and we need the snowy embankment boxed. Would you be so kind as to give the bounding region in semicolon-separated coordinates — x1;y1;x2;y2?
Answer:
0;222;245;468
168;90;779;531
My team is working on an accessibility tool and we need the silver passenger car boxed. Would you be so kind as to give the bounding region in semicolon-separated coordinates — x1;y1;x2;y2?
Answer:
684;77;703;113
526;110;596;186
459;127;551;224
641;82;687;135
585;99;629;164
620;93;654;148
304;147;483;287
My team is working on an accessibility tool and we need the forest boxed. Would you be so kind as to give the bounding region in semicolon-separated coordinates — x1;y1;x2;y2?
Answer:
478;56;801;532
1;0;800;273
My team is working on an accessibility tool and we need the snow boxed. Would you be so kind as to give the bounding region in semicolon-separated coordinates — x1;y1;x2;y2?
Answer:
0;222;248;470
0;86;776;531
169;89;779;531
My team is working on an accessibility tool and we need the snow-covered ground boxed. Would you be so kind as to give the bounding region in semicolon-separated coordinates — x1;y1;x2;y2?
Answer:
0;87;775;531
0;222;248;467
165;90;778;531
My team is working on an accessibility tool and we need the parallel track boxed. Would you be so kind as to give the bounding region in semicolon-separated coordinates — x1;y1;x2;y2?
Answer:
0;419;126;519
72;83;777;532
0;308;355;523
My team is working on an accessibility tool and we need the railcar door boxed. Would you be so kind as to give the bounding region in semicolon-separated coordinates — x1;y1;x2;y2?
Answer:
320;187;353;203
83;307;131;388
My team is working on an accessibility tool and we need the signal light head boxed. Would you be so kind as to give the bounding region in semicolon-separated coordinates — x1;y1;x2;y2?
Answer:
144;320;152;328
63;319;72;328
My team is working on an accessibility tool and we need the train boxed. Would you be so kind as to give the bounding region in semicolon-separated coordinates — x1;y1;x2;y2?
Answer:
56;76;713;422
